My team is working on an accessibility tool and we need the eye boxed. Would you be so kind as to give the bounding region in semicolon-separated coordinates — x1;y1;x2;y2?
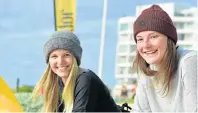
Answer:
50;55;57;58
63;53;71;57
137;38;143;42
151;35;158;39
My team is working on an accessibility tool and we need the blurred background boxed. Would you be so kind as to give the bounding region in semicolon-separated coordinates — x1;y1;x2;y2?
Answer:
0;0;197;111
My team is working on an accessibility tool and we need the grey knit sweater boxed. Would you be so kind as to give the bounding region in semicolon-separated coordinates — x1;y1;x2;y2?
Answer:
131;46;197;112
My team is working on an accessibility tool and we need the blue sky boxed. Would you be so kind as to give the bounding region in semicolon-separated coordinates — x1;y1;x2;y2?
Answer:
0;0;196;89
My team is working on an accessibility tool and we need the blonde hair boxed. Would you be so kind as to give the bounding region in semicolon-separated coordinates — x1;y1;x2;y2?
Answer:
133;39;177;96
62;57;79;112
33;56;79;112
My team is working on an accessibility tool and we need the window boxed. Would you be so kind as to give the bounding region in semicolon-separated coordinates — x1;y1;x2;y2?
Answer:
128;56;135;62
185;34;192;38
174;12;184;17
174;22;184;29
117;67;126;74
185;22;194;27
120;23;129;31
118;45;128;53
128;67;133;74
127;33;135;42
186;13;193;17
181;45;192;50
116;78;124;85
178;34;185;40
127;78;137;84
130;45;136;53
117;56;126;63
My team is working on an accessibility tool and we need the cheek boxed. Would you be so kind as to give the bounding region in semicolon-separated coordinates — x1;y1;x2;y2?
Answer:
136;45;142;53
67;60;73;66
49;60;57;68
136;46;144;58
67;57;73;64
50;64;57;73
160;48;167;59
157;37;167;50
157;42;167;55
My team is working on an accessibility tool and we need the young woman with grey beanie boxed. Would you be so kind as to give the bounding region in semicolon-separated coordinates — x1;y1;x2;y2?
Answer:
131;5;197;112
32;30;121;112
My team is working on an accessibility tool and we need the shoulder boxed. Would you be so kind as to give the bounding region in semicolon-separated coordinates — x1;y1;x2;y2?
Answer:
177;46;197;66
77;68;98;80
177;47;198;68
176;46;197;78
75;68;100;86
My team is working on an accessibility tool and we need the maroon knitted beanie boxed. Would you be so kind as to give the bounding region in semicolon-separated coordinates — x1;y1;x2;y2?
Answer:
133;5;177;44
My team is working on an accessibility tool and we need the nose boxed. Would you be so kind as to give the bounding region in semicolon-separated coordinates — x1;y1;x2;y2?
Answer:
143;38;151;48
57;56;64;65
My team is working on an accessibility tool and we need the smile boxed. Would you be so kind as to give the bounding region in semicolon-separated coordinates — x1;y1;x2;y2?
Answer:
59;67;66;69
144;50;158;54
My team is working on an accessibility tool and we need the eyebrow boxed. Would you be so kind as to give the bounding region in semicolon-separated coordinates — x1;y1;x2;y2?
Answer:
136;32;156;38
149;32;156;36
136;35;142;38
49;54;56;57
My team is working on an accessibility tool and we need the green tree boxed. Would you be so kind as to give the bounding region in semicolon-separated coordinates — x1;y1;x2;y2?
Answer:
18;85;34;93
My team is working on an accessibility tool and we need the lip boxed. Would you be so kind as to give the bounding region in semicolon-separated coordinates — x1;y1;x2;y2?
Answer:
144;50;157;54
57;66;67;70
59;67;66;69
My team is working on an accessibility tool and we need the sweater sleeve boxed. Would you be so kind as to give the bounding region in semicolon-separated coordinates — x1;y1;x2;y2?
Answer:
181;52;197;112
72;71;98;112
131;78;151;112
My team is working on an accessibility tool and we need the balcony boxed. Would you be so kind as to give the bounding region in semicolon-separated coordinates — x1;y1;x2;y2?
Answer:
173;17;196;22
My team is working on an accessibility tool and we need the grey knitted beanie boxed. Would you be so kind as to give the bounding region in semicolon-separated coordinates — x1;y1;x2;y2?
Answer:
43;30;82;65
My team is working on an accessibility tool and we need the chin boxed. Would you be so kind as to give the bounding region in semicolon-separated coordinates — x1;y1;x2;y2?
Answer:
146;60;158;65
61;75;69;77
57;73;68;77
148;61;161;65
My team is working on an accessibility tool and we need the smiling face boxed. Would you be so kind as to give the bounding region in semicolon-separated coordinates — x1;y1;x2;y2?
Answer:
136;31;168;65
49;49;73;79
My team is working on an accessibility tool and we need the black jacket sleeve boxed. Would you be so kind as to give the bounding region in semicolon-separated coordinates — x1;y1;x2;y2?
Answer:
72;71;98;112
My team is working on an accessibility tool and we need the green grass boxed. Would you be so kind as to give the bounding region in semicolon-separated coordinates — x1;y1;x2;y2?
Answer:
116;98;134;105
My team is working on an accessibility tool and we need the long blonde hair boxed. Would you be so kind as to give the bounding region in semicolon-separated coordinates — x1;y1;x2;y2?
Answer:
133;39;177;96
33;56;79;112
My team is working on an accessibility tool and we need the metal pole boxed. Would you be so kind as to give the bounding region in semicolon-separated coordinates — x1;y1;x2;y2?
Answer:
197;0;198;8
98;0;108;79
53;0;57;31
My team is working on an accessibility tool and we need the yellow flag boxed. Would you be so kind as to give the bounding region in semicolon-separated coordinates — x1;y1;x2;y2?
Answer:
0;76;23;112
54;0;76;31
